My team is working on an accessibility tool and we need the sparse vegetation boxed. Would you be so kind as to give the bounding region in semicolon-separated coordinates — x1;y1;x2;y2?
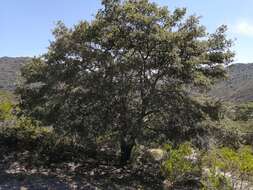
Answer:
1;0;253;189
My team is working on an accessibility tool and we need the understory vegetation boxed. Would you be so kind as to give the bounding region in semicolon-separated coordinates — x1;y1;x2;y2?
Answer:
1;92;252;189
0;0;253;189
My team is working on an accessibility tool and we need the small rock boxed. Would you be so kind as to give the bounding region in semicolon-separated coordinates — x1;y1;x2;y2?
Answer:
163;179;172;190
147;148;167;162
90;171;95;176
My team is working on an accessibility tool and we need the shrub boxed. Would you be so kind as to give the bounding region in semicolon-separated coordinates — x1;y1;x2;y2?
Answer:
162;143;201;183
0;99;13;121
0;115;51;147
202;146;253;190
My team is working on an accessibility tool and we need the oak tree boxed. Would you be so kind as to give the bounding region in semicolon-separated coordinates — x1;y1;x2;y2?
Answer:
17;0;233;164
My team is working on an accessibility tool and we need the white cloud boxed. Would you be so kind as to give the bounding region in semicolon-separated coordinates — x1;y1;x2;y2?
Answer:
235;20;253;37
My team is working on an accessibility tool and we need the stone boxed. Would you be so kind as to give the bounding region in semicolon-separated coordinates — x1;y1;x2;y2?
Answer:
147;148;167;162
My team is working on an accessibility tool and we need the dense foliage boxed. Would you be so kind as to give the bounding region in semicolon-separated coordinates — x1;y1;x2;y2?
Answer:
17;0;233;164
1;1;253;189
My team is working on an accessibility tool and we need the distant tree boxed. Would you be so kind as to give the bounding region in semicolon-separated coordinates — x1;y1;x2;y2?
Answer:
17;0;233;164
235;102;253;121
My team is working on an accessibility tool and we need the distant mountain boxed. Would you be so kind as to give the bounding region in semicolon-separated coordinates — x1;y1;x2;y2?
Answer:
1;57;253;103
0;57;31;91
210;63;253;103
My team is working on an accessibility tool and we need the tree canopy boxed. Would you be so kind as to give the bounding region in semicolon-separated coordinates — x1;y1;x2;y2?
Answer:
17;0;234;164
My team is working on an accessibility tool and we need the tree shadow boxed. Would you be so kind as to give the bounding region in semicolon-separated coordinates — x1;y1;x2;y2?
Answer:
0;146;164;190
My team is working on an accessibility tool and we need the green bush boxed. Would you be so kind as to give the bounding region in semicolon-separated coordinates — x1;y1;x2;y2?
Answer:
162;143;253;189
0;99;13;121
162;142;200;182
202;146;253;190
0;97;78;163
0;115;51;147
0;112;95;165
202;172;232;190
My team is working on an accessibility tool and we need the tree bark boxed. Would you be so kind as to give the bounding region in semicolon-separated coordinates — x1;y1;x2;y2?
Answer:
120;137;135;166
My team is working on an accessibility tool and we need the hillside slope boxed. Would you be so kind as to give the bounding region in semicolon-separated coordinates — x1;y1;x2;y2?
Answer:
210;63;253;102
1;57;253;102
0;57;30;91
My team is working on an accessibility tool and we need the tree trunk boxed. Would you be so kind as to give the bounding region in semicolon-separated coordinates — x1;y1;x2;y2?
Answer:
120;138;135;166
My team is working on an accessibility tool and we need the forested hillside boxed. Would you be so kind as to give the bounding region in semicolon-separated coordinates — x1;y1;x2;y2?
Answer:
0;57;30;91
210;63;253;102
2;57;253;104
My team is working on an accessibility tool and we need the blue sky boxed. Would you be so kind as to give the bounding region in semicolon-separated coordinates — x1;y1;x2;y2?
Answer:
1;0;253;63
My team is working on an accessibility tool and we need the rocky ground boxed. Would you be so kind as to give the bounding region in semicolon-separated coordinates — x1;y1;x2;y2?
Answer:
0;150;163;190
